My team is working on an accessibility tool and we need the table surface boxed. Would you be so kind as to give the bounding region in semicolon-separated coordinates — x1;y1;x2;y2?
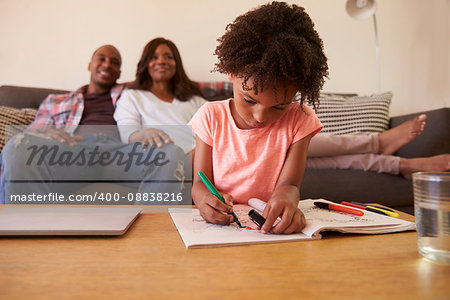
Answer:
0;206;449;300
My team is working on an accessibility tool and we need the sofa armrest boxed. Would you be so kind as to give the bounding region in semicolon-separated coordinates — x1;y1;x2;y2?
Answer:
390;107;450;158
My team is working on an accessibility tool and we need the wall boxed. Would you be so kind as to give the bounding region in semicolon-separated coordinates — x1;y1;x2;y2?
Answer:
0;0;448;116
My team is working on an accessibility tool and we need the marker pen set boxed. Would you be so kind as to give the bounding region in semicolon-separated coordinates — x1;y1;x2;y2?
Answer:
313;201;399;218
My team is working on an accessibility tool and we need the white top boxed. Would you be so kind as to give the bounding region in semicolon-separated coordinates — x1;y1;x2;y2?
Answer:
114;89;207;153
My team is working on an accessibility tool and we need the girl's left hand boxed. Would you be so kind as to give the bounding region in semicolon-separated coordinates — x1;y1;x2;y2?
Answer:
260;135;312;234
261;193;306;234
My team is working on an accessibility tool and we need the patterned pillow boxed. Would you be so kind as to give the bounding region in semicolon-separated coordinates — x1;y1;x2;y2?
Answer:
301;92;392;135
0;106;37;152
197;81;233;101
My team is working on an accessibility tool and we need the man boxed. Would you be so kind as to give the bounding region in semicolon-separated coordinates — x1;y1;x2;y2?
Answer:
0;45;187;205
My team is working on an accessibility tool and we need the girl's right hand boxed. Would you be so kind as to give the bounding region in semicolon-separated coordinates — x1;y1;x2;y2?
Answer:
196;193;235;224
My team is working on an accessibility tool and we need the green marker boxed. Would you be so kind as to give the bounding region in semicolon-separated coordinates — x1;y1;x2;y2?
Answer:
197;171;243;228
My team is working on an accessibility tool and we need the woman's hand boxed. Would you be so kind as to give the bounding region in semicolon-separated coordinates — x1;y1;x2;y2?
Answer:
261;186;306;234
130;128;173;150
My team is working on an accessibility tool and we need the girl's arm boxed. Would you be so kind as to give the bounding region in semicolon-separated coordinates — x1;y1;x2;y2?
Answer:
261;133;313;234
192;137;234;224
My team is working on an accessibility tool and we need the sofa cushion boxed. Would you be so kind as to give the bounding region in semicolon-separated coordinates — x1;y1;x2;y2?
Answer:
303;92;393;135
0;106;37;152
197;81;233;101
0;85;69;109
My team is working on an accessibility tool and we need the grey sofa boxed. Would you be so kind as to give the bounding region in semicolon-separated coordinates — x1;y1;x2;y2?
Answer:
1;84;449;213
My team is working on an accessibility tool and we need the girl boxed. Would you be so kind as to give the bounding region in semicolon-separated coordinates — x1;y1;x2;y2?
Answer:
190;2;328;234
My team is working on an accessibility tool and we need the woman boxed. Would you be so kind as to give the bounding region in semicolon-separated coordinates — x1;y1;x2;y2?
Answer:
114;38;206;176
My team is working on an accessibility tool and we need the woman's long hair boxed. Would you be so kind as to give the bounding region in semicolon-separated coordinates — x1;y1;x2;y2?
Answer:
131;37;202;101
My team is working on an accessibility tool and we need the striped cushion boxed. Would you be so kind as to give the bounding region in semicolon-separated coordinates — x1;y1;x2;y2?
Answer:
0;106;37;152
305;92;392;135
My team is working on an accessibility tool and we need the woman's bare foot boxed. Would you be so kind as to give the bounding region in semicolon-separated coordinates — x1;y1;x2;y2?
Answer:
379;114;426;155
399;154;450;179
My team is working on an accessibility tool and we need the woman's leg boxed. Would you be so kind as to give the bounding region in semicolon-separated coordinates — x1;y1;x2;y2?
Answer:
399;154;450;179
308;114;427;157
306;153;450;178
307;134;379;157
185;149;194;181
378;114;426;155
306;154;400;174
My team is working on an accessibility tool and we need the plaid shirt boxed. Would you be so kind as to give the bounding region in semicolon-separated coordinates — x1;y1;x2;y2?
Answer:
30;84;124;135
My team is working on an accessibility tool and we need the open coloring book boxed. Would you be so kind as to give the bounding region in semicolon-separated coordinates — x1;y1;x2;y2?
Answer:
169;199;415;248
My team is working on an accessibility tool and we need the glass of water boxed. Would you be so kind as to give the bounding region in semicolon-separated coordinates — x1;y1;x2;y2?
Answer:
413;172;450;263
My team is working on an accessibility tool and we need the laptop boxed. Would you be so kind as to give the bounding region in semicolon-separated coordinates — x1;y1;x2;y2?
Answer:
0;206;141;236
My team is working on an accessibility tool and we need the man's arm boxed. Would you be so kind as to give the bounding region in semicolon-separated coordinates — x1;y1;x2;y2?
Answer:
26;93;82;145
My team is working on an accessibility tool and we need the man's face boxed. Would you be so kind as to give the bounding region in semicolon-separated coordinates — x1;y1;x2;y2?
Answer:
88;45;121;91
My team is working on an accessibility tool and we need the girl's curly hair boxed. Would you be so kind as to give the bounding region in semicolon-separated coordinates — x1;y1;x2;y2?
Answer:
214;1;328;109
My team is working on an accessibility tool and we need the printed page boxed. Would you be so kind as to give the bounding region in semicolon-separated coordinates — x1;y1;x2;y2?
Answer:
247;198;414;238
169;205;314;249
170;199;415;248
296;199;415;238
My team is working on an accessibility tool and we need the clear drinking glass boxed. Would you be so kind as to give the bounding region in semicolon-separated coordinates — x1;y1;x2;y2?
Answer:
412;172;450;263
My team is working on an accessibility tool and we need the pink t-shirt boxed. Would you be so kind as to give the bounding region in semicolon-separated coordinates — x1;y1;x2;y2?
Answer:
190;99;322;204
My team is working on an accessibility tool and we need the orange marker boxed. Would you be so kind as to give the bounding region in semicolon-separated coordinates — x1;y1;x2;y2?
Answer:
314;201;364;216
